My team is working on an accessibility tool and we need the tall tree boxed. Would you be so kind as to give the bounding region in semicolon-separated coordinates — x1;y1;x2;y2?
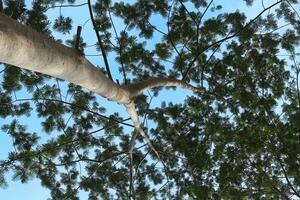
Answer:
0;0;300;199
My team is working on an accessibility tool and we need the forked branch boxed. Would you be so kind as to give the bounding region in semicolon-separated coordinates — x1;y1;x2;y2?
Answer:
0;12;203;177
125;102;161;160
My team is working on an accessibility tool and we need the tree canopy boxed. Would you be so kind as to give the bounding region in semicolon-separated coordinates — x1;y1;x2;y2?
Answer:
0;0;300;199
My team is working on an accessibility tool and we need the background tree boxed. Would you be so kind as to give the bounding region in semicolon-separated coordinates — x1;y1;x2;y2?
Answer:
0;0;300;199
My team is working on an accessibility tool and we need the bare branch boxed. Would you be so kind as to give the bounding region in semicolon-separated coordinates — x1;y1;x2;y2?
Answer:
49;152;126;167
0;66;6;73
197;0;213;49
260;23;290;35
87;0;113;81
168;1;182;58
291;55;300;109
45;3;88;12
74;26;82;51
177;0;198;26
277;155;300;197
125;102;160;160
198;0;213;26
147;20;167;36
125;102;171;198
129;149;134;200
123;77;203;98
108;9;127;84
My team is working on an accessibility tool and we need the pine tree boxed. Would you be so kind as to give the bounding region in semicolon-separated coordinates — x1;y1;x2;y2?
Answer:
0;0;300;199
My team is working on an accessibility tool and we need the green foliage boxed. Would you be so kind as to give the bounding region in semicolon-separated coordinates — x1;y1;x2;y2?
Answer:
0;0;3;12
155;43;172;60
3;0;26;20
2;65;22;92
26;0;50;34
1;0;300;199
0;92;12;117
53;15;72;34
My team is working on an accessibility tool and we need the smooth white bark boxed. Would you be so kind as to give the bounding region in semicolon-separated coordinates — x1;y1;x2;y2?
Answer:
0;13;202;159
0;13;202;104
0;13;131;104
123;77;203;98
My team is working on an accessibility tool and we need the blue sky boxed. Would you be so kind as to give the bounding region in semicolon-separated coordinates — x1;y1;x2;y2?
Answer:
0;0;292;199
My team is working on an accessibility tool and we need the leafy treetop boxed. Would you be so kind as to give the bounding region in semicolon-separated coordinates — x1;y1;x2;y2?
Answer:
0;0;300;199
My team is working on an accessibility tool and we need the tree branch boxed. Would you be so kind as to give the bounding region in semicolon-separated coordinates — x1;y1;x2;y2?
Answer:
49;152;126;167
177;0;198;26
277;155;300;197
0;66;6;73
285;0;300;20
197;0;213;49
75;26;82;51
168;1;182;59
108;9;127;84
87;0;113;81
0;12;203;172
129;148;134;200
291;55;300;109
198;0;213;27
0;121;134;169
123;77;203;98
61;144;147;200
45;3;88;12
125;102;160;160
0;12;131;103
62;154;127;200
10;97;134;127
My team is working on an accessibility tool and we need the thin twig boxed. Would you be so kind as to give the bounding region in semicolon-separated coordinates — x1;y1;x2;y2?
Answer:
292;55;300;109
129;150;134;199
168;1;182;58
50;151;126;167
62;154;127;200
10;98;134;127
61;143;147;200
182;0;283;80
197;0;213;49
177;0;198;26
285;0;300;20
147;20;167;36
87;0;113;81
260;23;290;35
85;54;103;57
0;66;6;73
0;118;132;168
261;0;266;9
56;79;63;100
277;155;300;197
45;3;88;12
108;9;127;84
